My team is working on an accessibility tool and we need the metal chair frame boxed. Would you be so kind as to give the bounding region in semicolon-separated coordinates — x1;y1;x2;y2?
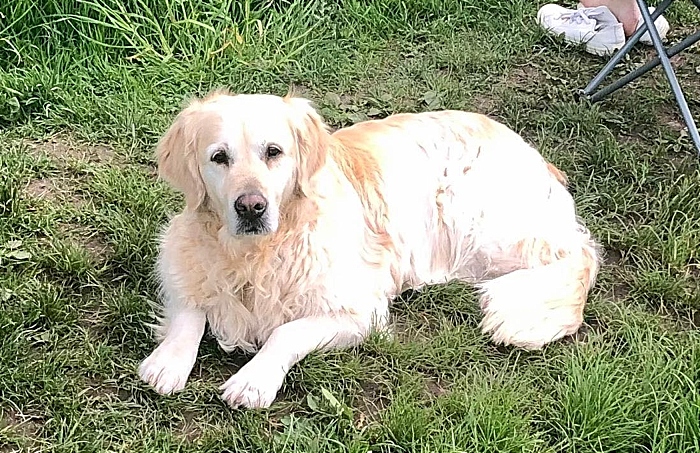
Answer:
580;0;700;154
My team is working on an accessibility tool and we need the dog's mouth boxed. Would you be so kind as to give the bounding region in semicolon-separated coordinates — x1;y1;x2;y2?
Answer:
234;219;272;236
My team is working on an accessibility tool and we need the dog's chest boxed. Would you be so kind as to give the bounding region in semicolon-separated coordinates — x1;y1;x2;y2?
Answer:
231;250;332;318
237;282;256;311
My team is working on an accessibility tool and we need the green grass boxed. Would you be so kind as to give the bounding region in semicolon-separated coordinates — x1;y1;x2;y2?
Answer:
1;0;700;451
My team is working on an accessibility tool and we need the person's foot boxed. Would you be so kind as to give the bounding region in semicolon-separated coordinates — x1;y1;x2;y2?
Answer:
577;2;670;44
636;6;670;45
537;4;625;56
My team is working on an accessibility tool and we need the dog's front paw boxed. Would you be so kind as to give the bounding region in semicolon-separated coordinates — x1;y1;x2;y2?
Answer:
138;345;197;395
220;361;286;409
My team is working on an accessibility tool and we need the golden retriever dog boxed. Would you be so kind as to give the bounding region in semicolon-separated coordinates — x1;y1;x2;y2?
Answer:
138;90;599;409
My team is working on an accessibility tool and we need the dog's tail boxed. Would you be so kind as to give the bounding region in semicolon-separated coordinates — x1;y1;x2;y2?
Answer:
477;227;600;350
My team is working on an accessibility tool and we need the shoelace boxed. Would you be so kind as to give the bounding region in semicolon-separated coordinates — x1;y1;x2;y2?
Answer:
564;10;592;25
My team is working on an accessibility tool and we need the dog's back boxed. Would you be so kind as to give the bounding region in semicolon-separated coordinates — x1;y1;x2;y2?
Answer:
332;111;599;349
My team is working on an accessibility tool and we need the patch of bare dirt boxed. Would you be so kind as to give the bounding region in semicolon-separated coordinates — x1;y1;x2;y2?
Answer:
81;235;112;264
600;282;633;302
506;63;543;88
23;177;87;209
23;180;112;264
656;103;688;133
692;310;700;328
469;93;499;116
25;178;56;199
56;225;113;265
82;378;121;401
22;139;114;264
83;376;136;405
667;26;700;55
288;83;315;99
501;61;577;99
0;408;42;441
176;410;204;442
603;248;623;266
354;381;390;429
24;134;117;165
424;377;448;398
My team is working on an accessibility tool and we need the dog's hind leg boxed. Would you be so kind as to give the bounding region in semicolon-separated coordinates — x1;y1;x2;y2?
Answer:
475;227;600;350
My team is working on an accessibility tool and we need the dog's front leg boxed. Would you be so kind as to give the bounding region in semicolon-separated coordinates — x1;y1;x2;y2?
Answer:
220;314;369;409
138;301;206;395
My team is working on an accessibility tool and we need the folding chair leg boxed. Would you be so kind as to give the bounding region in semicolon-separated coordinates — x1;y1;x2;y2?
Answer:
636;0;700;153
589;30;700;101
580;0;673;96
580;0;700;154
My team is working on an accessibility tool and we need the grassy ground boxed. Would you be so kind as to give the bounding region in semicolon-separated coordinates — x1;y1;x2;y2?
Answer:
1;0;700;451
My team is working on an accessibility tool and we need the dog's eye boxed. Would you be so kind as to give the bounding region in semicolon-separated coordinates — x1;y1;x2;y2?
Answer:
211;149;229;165
265;144;283;159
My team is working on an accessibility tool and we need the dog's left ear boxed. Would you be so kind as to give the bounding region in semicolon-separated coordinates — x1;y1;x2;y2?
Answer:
284;96;330;197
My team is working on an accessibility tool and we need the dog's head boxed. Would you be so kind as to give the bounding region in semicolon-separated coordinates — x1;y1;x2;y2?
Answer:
156;91;329;237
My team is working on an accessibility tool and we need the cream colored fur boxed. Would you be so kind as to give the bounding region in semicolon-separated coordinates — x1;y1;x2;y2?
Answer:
138;91;600;409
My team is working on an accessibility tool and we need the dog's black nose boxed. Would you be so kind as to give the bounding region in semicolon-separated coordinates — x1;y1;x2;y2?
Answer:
234;192;268;220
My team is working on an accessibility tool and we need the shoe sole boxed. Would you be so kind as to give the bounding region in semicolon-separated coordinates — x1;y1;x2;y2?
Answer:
584;40;623;57
537;11;624;57
558;33;623;57
639;20;670;45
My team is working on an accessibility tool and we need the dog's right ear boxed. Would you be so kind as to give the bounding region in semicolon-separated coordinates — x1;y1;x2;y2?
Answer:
156;104;206;211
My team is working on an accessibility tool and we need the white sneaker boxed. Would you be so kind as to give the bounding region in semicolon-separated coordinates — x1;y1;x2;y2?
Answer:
637;6;670;45
537;4;625;56
576;3;670;46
